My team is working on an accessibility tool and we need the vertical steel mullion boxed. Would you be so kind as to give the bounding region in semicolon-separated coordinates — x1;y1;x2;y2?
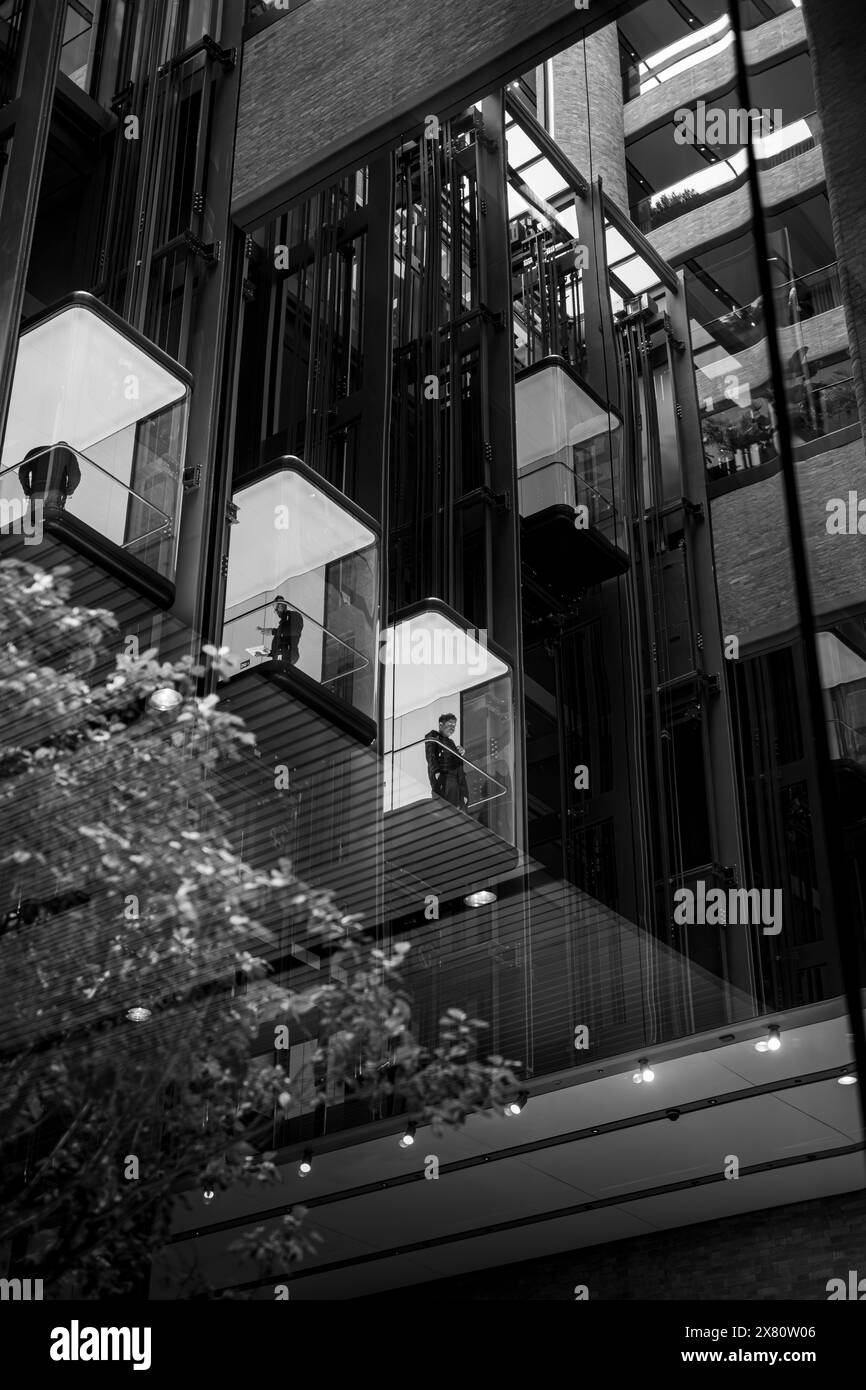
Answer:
729;0;866;1138
126;0;166;326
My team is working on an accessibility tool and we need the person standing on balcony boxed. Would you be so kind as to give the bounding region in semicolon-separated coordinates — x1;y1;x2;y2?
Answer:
259;595;303;666
18;443;81;516
425;713;469;810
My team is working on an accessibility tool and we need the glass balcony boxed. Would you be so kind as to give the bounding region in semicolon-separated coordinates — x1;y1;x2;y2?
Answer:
515;357;628;586
224;597;372;700
0;444;173;568
222;458;379;725
382;603;518;897
0;294;190;589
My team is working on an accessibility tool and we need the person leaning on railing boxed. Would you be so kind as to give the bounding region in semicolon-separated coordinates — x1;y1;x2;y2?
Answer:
18;442;81;514
425;713;470;810
258;595;303;666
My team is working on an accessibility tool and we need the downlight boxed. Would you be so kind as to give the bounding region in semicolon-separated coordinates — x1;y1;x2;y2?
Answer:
632;1059;655;1084
464;889;497;908
298;1150;313;1177
838;1072;858;1086
399;1123;417;1148
147;686;183;713
126;1006;151;1023
504;1091;529;1116
755;1024;781;1053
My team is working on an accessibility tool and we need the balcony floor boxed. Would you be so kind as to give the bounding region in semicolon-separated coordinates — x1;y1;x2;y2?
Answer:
521;506;630;590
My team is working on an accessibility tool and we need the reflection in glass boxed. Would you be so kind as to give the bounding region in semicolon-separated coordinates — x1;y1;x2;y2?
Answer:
222;459;379;721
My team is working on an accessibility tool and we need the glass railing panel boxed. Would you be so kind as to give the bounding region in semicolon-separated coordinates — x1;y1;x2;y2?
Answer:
0;445;174;574
517;455;575;514
384;737;508;818
517;454;620;547
827;717;866;765
222;595;376;717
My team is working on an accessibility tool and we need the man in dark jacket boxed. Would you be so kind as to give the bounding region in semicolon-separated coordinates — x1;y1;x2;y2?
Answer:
425;713;469;809
259;595;304;665
18;443;81;513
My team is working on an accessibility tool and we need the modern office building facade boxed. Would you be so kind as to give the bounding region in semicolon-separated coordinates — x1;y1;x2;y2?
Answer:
2;0;865;1300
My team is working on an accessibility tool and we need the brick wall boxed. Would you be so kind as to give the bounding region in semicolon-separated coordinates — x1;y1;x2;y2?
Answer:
366;1188;866;1299
551;25;628;210
711;438;866;648
803;0;866;456
624;9;806;140
648;145;825;266
232;0;628;223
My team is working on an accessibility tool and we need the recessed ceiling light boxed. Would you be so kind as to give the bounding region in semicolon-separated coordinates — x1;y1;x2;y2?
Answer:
464;889;497;908
148;686;183;712
838;1074;858;1086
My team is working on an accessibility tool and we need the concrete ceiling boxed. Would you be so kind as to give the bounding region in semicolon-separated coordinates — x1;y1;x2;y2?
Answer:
160;1004;865;1299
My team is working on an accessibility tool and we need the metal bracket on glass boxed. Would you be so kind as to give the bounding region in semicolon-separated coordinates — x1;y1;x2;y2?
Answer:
183;465;201;492
458;484;510;515
242;277;256;303
448;303;506;333
701;673;721;698
480;303;506;332
226;501;239;525
182;230;221;264
201;34;237;70
159;35;237;76
485;485;510;515
681;497;704;520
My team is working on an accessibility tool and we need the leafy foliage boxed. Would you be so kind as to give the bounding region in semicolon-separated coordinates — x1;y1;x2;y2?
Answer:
0;560;520;1298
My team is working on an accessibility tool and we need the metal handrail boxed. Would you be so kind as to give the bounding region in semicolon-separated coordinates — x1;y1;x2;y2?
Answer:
626;18;732;91
0;444;173;528
518;454;616;513
389;734;509;811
